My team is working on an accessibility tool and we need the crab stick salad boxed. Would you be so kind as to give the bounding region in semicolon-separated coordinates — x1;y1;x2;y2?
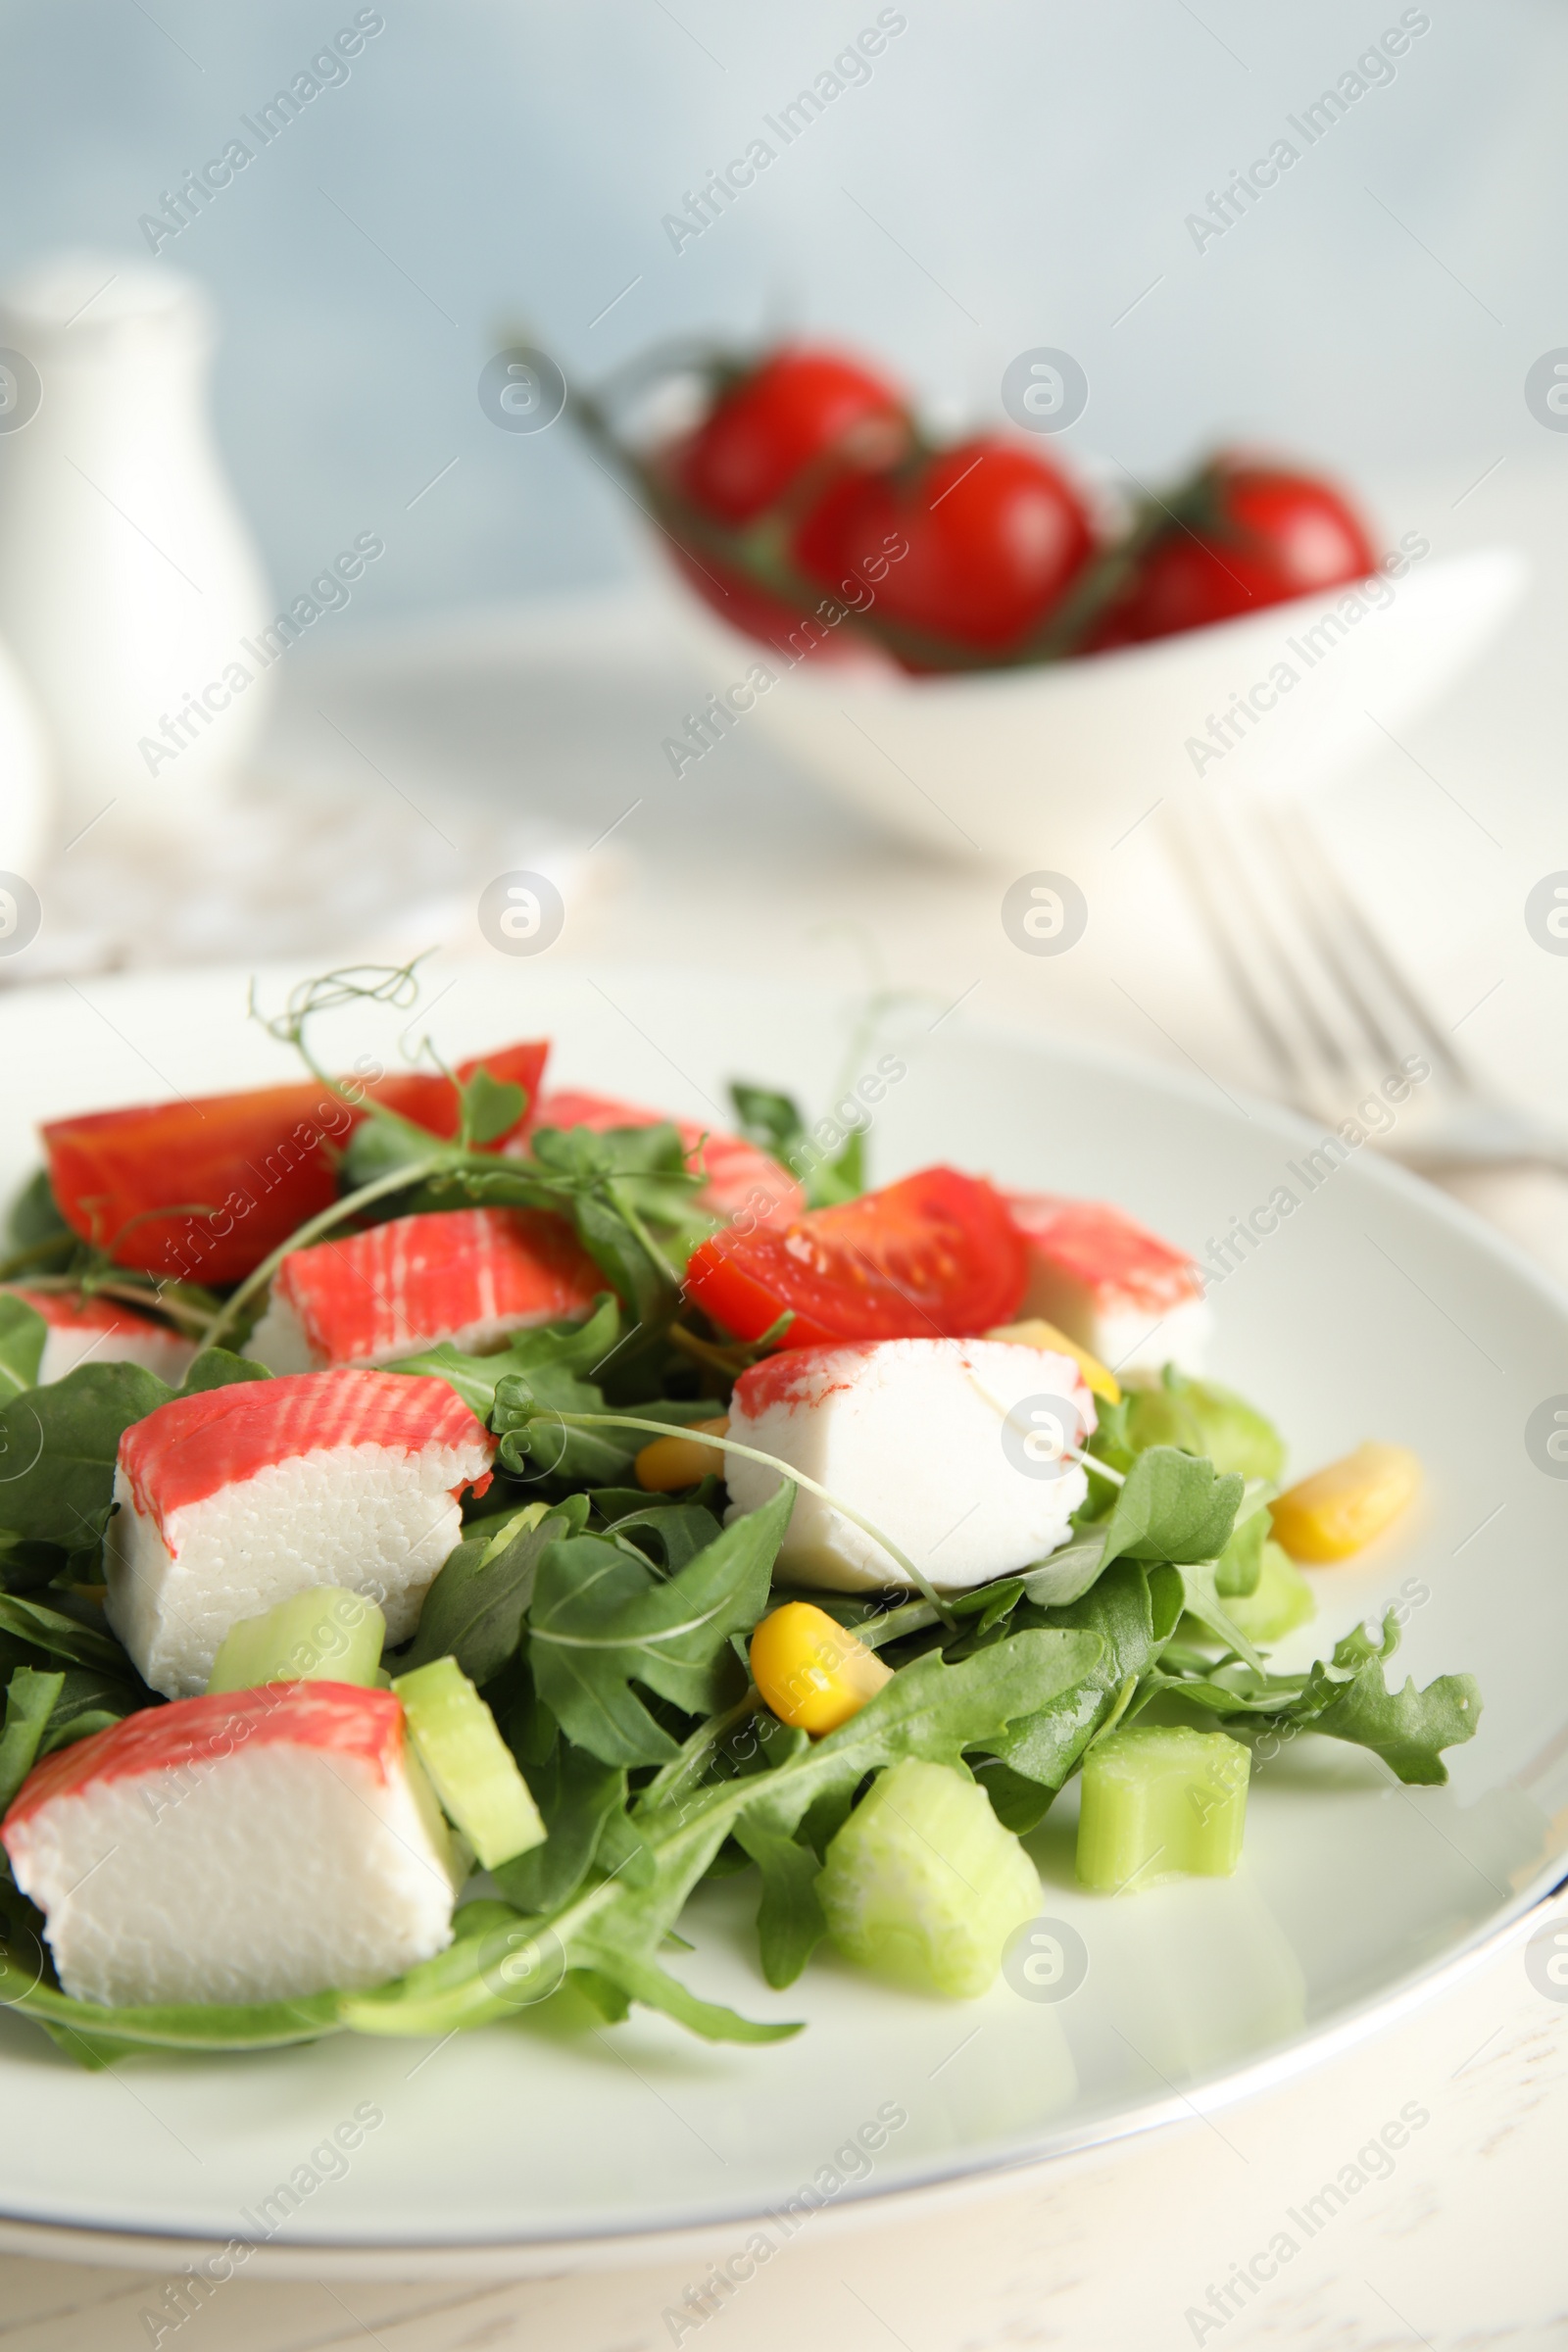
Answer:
0;982;1476;2062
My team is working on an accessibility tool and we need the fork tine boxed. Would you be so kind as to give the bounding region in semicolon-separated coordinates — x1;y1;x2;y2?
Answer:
1160;802;1304;1096
1244;800;1404;1076
1270;806;1473;1091
1168;783;1376;1108
1199;808;1357;1083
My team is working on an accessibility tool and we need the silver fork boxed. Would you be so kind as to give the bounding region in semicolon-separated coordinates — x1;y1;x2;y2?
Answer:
1161;788;1568;1177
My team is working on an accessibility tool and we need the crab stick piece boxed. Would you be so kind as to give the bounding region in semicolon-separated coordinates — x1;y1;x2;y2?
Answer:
1;1683;458;2007
3;1287;194;1387
524;1089;803;1229
104;1370;494;1698
724;1338;1096;1592
246;1207;602;1373
1004;1194;1212;1378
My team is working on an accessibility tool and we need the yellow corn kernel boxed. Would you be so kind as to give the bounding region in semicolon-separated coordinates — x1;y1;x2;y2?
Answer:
750;1602;894;1737
1269;1442;1421;1563
634;1416;730;1494
986;1316;1121;1404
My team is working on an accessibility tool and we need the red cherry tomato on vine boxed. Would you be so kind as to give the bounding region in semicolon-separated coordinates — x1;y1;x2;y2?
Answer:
794;437;1096;660
685;1166;1027;1349
1088;461;1378;649
678;347;906;525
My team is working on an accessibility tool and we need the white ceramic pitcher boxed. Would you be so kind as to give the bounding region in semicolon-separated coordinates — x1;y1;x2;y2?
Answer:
0;630;48;882
0;253;273;848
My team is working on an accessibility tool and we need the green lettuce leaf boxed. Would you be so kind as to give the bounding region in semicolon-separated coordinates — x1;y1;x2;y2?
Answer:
398;1497;586;1680
1124;1369;1286;1483
0;1362;171;1550
0;1295;46;1404
979;1562;1172;1802
1143;1609;1481;1786
390;1293;621;1425
176;1347;271;1396
0;1668;64;1811
1097;1446;1245;1570
0;1592;138;1678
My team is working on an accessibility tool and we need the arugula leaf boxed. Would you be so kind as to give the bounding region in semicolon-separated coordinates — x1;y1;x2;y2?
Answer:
728;1083;801;1158
599;1500;724;1572
1213;1489;1270;1597
7;1169;69;1253
0;1363;171;1550
1174;1559;1265;1672
177;1348;271;1396
1124;1369;1286;1483
980;1563;1168;1797
1282;1613;1481;1784
733;1815;827;1988
1097;1446;1245;1570
1307;1658;1479;1783
1144;1609;1481;1786
0;1592;139;1678
36;1664;147;1749
0;1669;64;1812
493;1743;628;1914
728;1080;860;1206
527;1485;792;1765
0;1531;68;1596
0;1296;46;1404
399;1498;585;1680
390;1293;622;1423
1017;1534;1111;1607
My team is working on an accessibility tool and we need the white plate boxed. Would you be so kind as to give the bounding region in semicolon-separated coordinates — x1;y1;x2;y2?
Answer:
0;959;1564;2272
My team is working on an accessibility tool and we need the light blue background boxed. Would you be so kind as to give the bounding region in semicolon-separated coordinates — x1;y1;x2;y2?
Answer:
0;0;1560;623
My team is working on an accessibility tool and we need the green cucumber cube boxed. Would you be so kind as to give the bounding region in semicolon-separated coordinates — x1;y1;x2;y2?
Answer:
392;1656;546;1871
816;1758;1040;1999
206;1585;385;1693
1226;1541;1316;1643
1077;1726;1250;1892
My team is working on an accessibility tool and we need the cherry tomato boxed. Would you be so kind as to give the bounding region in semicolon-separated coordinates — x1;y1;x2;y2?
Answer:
685;1166;1026;1348
794;437;1096;660
678;346;906;525
43;1043;549;1285
1088;460;1377;648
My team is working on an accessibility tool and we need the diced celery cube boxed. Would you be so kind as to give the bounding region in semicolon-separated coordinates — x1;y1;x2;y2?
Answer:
1227;1541;1316;1644
206;1585;385;1693
392;1656;546;1871
1077;1726;1249;1892
816;1758;1040;1998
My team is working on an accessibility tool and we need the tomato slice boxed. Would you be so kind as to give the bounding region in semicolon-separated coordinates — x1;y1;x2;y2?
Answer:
42;1041;549;1287
685;1166;1026;1348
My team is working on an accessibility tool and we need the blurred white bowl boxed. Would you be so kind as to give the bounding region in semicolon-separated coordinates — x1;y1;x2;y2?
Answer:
672;547;1525;867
